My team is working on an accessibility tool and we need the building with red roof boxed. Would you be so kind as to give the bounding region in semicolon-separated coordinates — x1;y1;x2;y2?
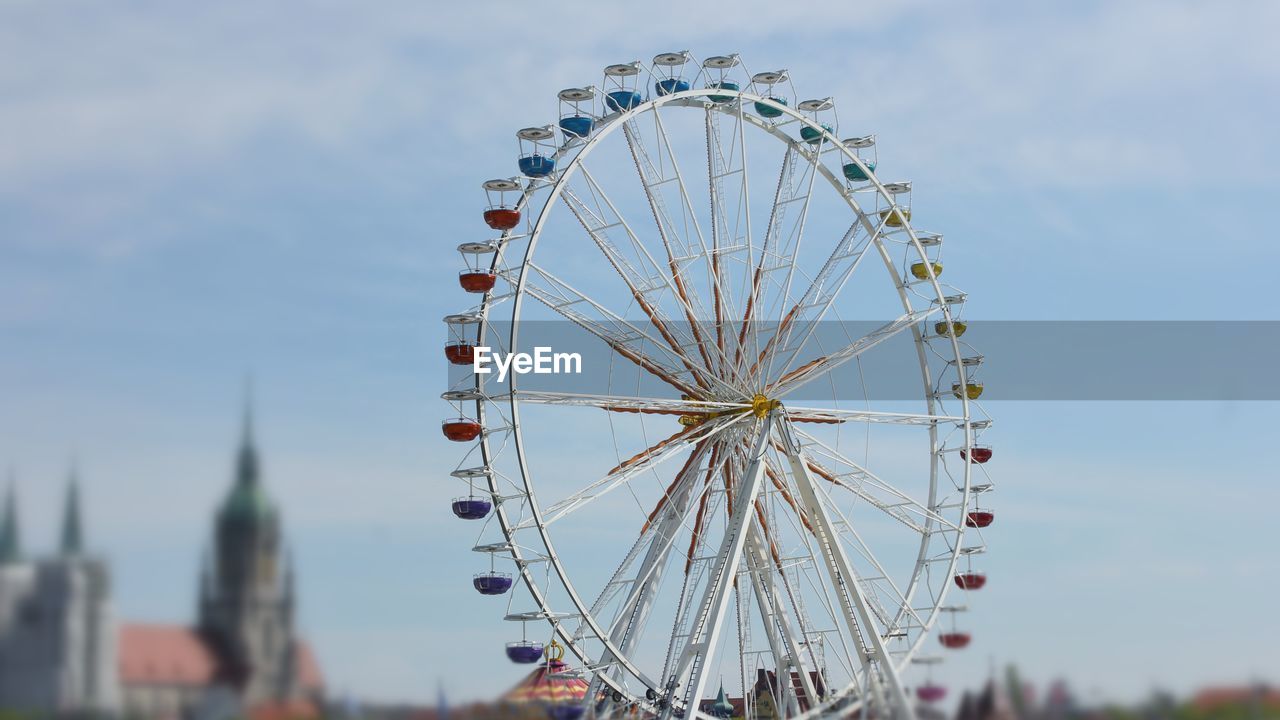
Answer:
117;402;326;719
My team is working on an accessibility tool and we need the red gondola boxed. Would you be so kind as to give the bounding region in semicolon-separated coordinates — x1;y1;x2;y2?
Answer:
459;271;497;293
955;572;987;590
442;418;482;442
445;342;475;366
483;208;520;230
966;510;995;528
482;179;523;231
917;685;947;703
939;632;971;649
960;446;993;463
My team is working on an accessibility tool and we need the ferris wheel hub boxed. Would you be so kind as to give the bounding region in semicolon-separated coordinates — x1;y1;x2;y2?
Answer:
750;393;780;419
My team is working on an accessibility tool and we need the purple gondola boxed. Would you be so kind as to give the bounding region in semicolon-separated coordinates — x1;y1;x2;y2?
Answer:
507;640;544;664
452;497;492;520
474;572;514;595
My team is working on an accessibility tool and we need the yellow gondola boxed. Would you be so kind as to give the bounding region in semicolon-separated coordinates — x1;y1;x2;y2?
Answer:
911;261;942;280
880;207;911;227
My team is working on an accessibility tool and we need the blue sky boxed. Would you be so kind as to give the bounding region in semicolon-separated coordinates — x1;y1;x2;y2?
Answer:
2;0;1279;708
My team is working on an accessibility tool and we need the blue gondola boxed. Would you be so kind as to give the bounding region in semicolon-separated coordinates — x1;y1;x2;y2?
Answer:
655;79;690;96
452;497;492;520
605;90;642;112
506;641;544;664
706;81;739;104
801;123;834;145
842;160;877;181
559;116;594;138
754;97;787;118
519;155;556;178
473;572;514;595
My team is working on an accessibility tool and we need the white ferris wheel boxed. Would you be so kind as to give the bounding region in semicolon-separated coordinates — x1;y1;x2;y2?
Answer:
442;51;995;720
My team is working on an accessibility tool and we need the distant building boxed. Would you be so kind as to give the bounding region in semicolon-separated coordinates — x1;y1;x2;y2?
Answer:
1190;684;1280;714
0;478;118;714
0;401;325;719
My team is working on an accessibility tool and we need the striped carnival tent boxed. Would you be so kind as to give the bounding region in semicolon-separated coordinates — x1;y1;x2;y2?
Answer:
501;642;590;707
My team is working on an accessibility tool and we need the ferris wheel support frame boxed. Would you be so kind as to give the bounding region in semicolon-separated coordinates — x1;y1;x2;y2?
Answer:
781;416;914;715
658;413;776;720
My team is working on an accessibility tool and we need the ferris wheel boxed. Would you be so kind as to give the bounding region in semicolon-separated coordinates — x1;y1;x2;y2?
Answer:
442;51;995;720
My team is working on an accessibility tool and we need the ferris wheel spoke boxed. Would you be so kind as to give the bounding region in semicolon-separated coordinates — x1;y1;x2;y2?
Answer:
789;425;961;534
767;307;940;399
648;104;729;326
759;218;883;387
704;109;743;373
774;420;915;715
736;144;800;374
622;119;721;383
783;405;964;427
588;439;714;619
568;166;749;391
659;439;731;692
514;390;747;419
753;144;826;388
519;413;746;530
730;100;759;376
600;439;716;662
560;185;713;387
763;461;812;533
515;260;736;398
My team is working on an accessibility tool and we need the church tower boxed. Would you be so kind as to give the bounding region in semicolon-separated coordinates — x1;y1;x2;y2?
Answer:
0;480;19;565
198;398;300;704
0;471;118;714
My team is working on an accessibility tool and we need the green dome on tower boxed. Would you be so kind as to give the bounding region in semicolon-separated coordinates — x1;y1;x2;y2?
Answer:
221;474;274;522
220;393;276;523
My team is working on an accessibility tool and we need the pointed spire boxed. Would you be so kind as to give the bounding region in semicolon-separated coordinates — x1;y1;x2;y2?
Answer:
1;474;20;564
243;374;255;446
712;684;735;719
221;379;274;523
61;462;84;556
237;376;259;487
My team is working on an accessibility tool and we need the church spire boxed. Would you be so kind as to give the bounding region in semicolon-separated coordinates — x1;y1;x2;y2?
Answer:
1;475;19;564
221;381;273;524
61;463;84;556
237;377;259;488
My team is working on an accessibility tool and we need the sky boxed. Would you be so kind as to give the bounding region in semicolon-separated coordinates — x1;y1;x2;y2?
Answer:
2;0;1279;709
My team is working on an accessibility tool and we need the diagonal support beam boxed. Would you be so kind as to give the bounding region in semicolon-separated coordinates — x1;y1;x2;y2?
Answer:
768;308;940;400
660;414;775;720
744;521;819;714
778;419;916;719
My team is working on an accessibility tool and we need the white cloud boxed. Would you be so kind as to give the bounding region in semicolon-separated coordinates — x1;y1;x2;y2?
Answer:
5;0;1274;211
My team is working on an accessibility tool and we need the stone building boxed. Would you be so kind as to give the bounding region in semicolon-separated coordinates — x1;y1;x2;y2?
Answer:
0;478;119;714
